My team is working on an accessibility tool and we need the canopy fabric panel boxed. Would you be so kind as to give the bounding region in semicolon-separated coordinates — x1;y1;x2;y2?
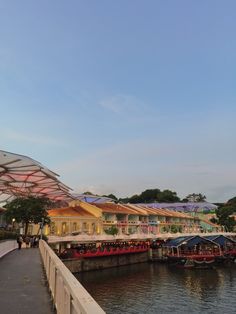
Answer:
164;236;194;247
0;150;73;202
164;235;218;248
184;236;214;248
205;235;236;245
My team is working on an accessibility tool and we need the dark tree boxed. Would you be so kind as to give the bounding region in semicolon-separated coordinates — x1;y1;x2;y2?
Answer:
184;193;206;202
102;194;118;201
157;190;180;202
139;189;161;203
120;188;180;204
210;217;218;224
118;197;130;204
129;194;142;204
214;205;236;232
4;196;51;235
226;197;236;206
104;226;119;235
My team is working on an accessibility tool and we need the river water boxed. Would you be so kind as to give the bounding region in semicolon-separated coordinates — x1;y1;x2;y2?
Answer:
77;262;236;314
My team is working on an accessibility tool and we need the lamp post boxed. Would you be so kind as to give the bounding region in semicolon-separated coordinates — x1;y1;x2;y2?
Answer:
40;218;45;240
12;218;15;230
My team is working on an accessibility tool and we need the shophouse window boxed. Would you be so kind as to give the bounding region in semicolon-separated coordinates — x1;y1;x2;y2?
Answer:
62;222;67;234
73;222;77;232
50;222;56;234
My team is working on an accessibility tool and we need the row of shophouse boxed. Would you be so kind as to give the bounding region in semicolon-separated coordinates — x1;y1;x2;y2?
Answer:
38;200;222;237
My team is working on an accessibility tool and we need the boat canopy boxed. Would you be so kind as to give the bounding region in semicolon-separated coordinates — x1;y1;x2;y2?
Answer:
205;235;236;246
164;235;220;248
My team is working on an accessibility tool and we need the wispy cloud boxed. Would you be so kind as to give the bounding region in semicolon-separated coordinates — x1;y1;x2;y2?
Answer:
99;94;144;114
1;129;65;147
57;138;172;173
74;184;116;196
56;137;236;202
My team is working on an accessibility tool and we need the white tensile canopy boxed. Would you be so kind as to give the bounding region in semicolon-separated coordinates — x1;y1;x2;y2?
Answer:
0;150;73;203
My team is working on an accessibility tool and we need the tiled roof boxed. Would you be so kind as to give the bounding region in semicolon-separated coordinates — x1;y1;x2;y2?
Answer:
48;206;96;217
200;219;221;227
136;204;194;219
123;204;149;215
48;202;196;220
94;202;194;219
93;203;139;214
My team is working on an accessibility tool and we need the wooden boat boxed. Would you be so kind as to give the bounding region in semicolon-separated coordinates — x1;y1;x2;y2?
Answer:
163;235;222;268
205;235;236;263
167;253;217;268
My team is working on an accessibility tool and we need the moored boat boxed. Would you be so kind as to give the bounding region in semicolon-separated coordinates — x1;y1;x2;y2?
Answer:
205;235;236;263
163;235;222;268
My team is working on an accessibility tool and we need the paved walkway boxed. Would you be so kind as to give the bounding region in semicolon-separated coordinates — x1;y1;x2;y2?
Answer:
0;248;54;314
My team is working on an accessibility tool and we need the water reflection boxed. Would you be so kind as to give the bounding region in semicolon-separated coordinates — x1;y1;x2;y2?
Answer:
77;263;236;314
167;266;224;300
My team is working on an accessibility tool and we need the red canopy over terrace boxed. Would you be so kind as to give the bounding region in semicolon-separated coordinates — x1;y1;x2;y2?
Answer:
0;150;73;203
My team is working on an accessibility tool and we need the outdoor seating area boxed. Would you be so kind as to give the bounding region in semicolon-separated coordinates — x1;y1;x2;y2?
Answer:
59;241;149;259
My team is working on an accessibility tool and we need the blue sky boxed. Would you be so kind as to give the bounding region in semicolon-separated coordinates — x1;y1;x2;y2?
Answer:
1;1;236;202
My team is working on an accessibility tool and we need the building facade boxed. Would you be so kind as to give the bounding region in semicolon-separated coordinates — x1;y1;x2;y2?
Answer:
31;201;221;237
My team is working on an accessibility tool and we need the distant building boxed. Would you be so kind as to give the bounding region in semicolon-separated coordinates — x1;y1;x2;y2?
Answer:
30;201;221;237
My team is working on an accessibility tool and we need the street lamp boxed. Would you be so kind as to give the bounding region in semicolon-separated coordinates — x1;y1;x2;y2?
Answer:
12;218;15;230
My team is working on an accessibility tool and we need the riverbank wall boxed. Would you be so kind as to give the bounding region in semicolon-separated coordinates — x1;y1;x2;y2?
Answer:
63;251;149;273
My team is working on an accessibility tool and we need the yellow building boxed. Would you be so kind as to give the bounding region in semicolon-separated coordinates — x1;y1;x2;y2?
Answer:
31;201;102;236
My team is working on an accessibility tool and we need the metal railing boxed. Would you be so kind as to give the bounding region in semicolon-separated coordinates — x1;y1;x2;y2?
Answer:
102;220;116;224
39;240;105;314
128;221;139;225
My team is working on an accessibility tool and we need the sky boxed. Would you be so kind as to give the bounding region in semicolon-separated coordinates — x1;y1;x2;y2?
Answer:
0;0;236;202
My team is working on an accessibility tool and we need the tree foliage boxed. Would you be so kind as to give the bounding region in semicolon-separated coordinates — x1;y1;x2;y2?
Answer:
213;203;236;232
102;194;118;201
82;191;93;195
183;193;206;202
226;197;236;206
157;190;180;202
4;196;51;235
104;226;119;235
120;188;180;203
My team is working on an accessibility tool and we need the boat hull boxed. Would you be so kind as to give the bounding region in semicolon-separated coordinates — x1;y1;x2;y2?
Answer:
167;255;216;269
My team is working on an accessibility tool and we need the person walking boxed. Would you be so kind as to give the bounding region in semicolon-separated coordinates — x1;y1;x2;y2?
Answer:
25;235;30;248
34;237;39;248
30;236;35;248
17;234;23;250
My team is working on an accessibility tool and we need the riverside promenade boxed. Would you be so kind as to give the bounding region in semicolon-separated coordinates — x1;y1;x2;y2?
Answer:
0;248;53;314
